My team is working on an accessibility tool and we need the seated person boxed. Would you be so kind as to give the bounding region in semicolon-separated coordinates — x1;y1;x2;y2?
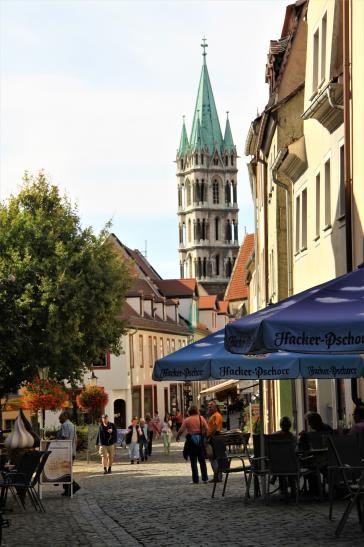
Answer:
273;416;295;439
349;406;364;434
298;412;333;451
298;412;332;498
271;416;296;499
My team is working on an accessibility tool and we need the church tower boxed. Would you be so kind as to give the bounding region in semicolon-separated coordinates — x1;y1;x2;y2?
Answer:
176;40;239;296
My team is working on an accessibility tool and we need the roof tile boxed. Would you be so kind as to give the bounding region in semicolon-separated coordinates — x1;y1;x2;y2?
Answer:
225;233;255;302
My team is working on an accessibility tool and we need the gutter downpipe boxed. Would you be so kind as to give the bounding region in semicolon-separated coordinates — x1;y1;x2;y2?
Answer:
272;150;298;432
344;0;359;406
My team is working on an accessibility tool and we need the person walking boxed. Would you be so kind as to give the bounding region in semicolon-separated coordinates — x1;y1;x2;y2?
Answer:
57;411;81;496
161;414;173;455
176;405;209;484
139;418;149;462
175;410;183;434
207;400;223;482
126;417;142;464
96;414;117;474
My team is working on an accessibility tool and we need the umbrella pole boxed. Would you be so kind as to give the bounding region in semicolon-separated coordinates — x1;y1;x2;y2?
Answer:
259;379;266;501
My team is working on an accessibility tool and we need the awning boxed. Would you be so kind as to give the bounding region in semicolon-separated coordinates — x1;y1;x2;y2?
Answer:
199;380;238;395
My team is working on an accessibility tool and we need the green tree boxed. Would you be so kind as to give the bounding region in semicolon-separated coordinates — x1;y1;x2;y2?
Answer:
0;172;133;396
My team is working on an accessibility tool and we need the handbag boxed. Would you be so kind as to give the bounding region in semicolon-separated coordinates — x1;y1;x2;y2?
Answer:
199;416;214;459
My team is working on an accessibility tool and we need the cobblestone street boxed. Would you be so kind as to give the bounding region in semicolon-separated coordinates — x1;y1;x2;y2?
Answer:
2;441;364;547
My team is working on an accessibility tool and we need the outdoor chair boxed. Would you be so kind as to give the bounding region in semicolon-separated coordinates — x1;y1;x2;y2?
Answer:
327;434;364;533
244;435;270;502
220;431;250;456
1;450;51;513
265;435;309;504
210;435;250;499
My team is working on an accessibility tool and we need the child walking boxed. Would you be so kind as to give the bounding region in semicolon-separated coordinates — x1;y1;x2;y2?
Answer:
161;414;173;455
126;417;142;464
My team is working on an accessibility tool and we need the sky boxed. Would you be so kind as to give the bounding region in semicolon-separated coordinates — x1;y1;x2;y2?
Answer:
1;0;288;279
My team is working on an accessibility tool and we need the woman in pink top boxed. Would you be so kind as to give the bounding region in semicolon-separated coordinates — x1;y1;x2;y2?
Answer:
176;405;209;484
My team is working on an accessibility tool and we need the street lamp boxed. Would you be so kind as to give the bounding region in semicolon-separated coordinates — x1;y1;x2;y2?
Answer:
87;371;98;387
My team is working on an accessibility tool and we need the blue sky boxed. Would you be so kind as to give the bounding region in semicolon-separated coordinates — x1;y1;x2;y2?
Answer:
1;0;288;278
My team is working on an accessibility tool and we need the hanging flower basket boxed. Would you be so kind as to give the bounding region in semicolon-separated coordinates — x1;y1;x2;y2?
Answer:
76;386;108;413
20;379;69;412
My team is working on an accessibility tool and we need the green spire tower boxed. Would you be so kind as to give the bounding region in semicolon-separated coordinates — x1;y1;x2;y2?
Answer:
176;40;239;296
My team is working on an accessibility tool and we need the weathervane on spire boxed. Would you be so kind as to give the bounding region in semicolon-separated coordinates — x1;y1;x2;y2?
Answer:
201;37;208;58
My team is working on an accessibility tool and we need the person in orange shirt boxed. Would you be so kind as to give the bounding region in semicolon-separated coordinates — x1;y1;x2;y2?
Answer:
207;400;223;482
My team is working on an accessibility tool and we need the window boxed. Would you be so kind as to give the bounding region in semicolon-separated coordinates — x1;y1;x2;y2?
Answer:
187;219;191;242
166;338;170;354
138;335;144;367
312;29;319;92
129;334;135;368
132;386;141;418
225;156;228;167
186;181;191;206
215;217;219;240
295;195;301;253
171;339;175;353
153;336;158;362
213;156;219;165
201;154;204;165
315;174;320;238
216;254;220;276
144;386;153;416
159;338;164;358
339;145;345;218
148;336;153;367
301;188;307;250
178;339;182;349
321;13;327;83
92;353;110;368
230;155;234;166
324;159;331;227
213;180;219;204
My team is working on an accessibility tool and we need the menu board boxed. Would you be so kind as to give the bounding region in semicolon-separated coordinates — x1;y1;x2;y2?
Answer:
40;439;73;484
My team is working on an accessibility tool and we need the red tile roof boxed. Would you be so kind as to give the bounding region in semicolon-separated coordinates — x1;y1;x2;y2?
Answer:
225;233;255;302
199;295;217;310
217;300;228;314
155;278;197;297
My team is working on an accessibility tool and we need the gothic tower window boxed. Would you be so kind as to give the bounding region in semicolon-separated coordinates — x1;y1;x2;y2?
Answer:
215;217;219;240
233;221;238;242
178;187;182;207
197;257;202;277
188;255;192;277
181;159;184;170
188;219;191;242
201;154;204;165
226;257;233;278
197;219;202;241
216;254;220;276
180;262;184;278
193;220;196;242
202;219;206;240
196;179;200;202
213;180;219;204
225;220;232;242
202;257;207;277
232;182;237;203
230;155;234;166
195;154;198;165
182;223;186;244
179;224;183;244
200;180;205;202
186;180;191;206
225;181;231;204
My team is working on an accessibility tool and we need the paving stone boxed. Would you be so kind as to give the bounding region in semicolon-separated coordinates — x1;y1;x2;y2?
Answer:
1;441;364;546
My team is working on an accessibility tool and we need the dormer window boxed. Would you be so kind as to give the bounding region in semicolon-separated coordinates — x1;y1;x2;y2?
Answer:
213;156;219;166
201;154;204;165
230;155;234;166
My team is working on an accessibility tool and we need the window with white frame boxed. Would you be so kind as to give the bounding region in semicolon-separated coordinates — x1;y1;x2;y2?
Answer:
295;195;301;253
338;144;345;218
321;13;327;83
312;29;319;92
301;188;307;249
139;335;144;367
315;173;320;239
324;158;331;227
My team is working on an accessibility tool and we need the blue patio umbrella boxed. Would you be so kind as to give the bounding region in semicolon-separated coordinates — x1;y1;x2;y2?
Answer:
225;263;364;355
152;329;364;382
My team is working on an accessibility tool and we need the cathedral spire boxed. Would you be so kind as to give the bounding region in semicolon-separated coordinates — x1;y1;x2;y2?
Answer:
177;116;189;157
189;41;223;155
223;112;235;151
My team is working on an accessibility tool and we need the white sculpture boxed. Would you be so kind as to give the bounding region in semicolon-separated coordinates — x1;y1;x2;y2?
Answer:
4;410;35;449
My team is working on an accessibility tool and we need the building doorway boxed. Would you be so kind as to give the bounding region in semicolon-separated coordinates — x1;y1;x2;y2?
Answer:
114;399;126;428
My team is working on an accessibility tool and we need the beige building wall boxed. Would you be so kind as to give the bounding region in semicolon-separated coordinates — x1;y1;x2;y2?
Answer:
293;0;348;430
351;0;364;401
